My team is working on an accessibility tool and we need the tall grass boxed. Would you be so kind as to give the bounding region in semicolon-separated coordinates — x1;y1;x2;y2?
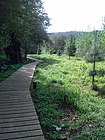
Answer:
32;54;105;140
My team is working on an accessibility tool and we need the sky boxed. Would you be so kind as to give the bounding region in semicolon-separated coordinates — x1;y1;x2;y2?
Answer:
43;0;105;33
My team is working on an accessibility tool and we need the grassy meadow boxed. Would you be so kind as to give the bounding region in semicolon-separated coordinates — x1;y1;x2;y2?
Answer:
31;54;105;140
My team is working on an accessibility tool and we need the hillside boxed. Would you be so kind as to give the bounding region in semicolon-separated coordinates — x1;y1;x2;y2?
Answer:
48;31;82;37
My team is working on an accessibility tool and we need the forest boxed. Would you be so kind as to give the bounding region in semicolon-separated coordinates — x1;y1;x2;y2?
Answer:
0;0;105;140
0;0;50;66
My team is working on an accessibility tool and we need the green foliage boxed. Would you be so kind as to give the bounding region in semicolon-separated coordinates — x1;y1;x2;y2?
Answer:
76;32;93;59
65;35;76;58
32;54;105;140
0;0;50;63
75;31;105;62
37;46;42;55
49;36;66;54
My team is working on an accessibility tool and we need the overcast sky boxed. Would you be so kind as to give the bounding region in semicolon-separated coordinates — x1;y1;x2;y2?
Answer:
43;0;105;33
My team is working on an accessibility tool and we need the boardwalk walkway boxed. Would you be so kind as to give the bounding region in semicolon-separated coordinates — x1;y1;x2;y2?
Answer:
0;62;45;140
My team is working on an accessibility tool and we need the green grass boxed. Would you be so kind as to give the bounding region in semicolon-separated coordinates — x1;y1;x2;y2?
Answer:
31;54;105;140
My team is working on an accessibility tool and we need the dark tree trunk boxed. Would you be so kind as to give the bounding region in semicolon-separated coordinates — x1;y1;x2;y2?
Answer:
92;55;96;86
5;33;22;64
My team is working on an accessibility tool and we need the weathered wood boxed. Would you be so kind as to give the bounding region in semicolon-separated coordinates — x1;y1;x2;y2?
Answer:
0;130;43;140
0;105;33;112
0;99;31;104
0;100;32;105
0;90;31;97
0;116;38;123
0;96;30;101
0;124;41;133
0;112;37;119
13;136;45;140
0;62;45;140
0;107;36;115
0;103;33;109
0;119;39;128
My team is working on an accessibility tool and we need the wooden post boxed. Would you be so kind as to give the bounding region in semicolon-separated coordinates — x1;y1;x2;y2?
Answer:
92;53;96;86
92;30;97;89
33;81;37;89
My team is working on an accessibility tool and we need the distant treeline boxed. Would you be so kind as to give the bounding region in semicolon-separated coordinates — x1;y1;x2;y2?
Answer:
43;30;105;62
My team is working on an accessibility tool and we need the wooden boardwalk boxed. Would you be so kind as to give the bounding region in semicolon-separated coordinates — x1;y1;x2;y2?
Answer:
0;62;45;140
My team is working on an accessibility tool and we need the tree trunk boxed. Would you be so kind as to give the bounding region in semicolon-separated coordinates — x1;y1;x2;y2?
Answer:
5;33;22;64
92;55;96;86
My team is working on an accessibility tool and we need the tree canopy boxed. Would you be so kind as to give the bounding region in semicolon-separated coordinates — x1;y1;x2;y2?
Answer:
0;0;50;64
75;31;105;62
65;35;76;58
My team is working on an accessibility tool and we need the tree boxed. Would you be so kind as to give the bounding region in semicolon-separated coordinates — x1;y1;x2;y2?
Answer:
0;0;50;64
75;31;105;62
75;32;93;60
65;35;76;59
90;31;98;89
50;36;66;55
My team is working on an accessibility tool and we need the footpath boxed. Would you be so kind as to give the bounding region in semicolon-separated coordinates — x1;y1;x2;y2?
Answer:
0;62;45;140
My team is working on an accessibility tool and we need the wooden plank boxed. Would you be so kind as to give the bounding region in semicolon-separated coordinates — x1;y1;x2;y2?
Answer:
0;98;32;104
0;62;45;140
0;100;32;106
0;114;38;123
0;104;33;110
0;112;37;119
0;100;32;105
0;129;43;140
0;95;30;100
0;109;37;115
0;94;29;100
12;136;45;140
0;86;29;91
0;87;30;91
0;79;32;85
0;106;35;113
0;90;31;96
0;124;41;134
0;102;32;109
0;105;34;112
0;120;39;128
0;90;30;93
0;96;30;101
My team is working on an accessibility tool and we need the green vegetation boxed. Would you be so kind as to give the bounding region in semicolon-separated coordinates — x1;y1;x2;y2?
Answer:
75;31;105;62
32;54;105;140
1;2;105;139
0;0;50;83
44;30;105;63
0;0;50;65
65;35;76;59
